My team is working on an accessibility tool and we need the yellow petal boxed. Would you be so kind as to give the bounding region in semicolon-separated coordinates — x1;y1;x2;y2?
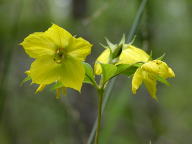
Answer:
20;32;56;58
30;56;84;91
118;44;149;65
25;70;30;75
35;84;46;93
94;48;111;75
142;60;175;78
168;68;175;77
45;24;72;48
143;73;157;100
66;37;92;61
132;68;143;94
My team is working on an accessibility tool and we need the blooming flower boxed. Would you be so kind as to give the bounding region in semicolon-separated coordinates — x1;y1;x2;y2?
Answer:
117;44;175;99
21;24;92;93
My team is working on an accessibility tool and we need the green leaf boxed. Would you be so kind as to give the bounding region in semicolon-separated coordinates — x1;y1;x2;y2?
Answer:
148;51;153;61
119;34;125;45
133;62;143;67
129;35;136;45
117;63;142;77
83;62;96;85
115;63;143;77
156;53;166;60
105;38;115;49
51;82;64;90
101;64;117;83
154;75;170;86
121;66;138;77
115;64;131;75
20;75;31;86
99;43;108;49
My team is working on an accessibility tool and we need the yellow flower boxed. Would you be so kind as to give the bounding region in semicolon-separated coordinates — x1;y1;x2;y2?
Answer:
94;44;149;75
117;44;150;65
94;48;111;75
116;44;175;99
20;24;92;92
132;60;175;100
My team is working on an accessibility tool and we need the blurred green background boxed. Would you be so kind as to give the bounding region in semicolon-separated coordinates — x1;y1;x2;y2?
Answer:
0;0;191;143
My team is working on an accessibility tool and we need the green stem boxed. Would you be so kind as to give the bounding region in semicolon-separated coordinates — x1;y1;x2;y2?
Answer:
87;0;148;143
94;88;104;144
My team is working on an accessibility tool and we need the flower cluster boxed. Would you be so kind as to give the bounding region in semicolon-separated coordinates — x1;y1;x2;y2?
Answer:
94;37;175;100
21;25;175;100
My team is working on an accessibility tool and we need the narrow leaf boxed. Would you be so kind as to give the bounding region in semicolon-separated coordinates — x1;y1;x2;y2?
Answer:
119;34;125;45
20;75;31;86
105;38;115;48
156;53;166;60
129;35;136;45
51;82;64;90
148;51;153;61
154;75;170;86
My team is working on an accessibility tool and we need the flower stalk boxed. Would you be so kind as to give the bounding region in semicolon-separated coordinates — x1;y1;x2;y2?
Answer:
94;88;104;144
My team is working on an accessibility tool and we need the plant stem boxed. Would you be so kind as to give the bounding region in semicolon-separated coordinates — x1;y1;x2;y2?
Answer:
94;88;104;144
87;0;148;143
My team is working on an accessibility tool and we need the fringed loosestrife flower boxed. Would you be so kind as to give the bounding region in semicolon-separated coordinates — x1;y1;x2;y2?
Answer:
117;44;175;100
20;24;92;96
131;60;175;100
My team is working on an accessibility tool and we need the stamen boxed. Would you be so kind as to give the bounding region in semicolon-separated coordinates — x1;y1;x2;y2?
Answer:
54;48;65;64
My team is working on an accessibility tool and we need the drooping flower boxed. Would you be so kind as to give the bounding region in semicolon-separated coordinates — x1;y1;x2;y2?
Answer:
21;24;92;93
132;60;175;100
116;44;175;99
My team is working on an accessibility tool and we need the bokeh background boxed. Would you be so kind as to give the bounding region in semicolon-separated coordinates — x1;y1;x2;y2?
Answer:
0;0;191;144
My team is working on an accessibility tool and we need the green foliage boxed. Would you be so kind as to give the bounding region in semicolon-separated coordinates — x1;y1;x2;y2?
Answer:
101;63;117;84
20;75;31;86
101;63;141;84
156;53;166;60
83;62;96;85
50;82;64;90
154;75;170;86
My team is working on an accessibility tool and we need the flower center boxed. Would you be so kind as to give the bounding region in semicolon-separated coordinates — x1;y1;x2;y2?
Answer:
54;48;66;64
